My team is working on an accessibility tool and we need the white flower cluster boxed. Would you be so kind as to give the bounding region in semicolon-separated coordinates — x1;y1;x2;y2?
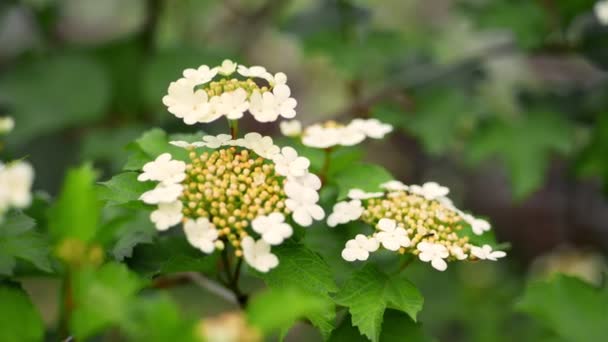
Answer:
596;0;608;25
138;133;324;273
285;118;392;148
0;117;15;135
0;161;34;220
163;60;297;125
331;180;506;271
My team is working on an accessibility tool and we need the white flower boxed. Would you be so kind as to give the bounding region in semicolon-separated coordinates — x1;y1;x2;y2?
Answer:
410;182;449;200
270;72;287;85
169;141;206;149
251;213;293;245
202;134;233;149
327;200;363;227
0;161;34;209
217;59;237;76
139;183;183;204
463;214;491;235
272;146;310;178
302;125;341;148
150;201;183;231
341;234;379;262
284;181;324;226
450;246;468;260
238;133;279;158
380;180;409;192
280;120;302;136
470;244;506;261
293;173;322;190
219;88;249;120
595;0;608;25
417;242;449;271
183;217;219;254
0;117;15;134
182;65;217;85
347;188;384;200
375;218;411;251
237;65;271;79
337;126;366;146
138;153;186;185
162;79;213;125
249;85;297;122
242;236;279;272
348;118;393;139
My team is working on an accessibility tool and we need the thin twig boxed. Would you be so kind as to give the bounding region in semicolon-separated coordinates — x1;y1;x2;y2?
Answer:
151;272;238;304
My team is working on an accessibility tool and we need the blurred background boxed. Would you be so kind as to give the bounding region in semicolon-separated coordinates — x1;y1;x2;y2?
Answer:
1;0;608;341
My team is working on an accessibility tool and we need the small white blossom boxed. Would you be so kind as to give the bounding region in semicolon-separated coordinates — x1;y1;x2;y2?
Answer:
280;120;302;136
237;65;271;79
470;244;506;261
0;161;34;210
169;141;206;149
375;218;411;251
219;88;249;120
0;117;15;134
327;200;363;227
272;146;310;178
196;96;224;124
150;201;183;231
293;173;322;190
380;180;409;192
450;246;468;260
410;182;450;200
162;78;210;124
347;188;384;200
252;213;293;245
301;125;341;148
270;72;287;85
217;59;237;76
140;183;183;204
238;133;280;158
138;153;186;185
337;126;366;146
341;234;380;262
202;134;233;149
595;0;608;25
284;181;325;226
183;217;219;254
249;85;297;122
463;214;491;235
242;236;279;272
348;118;393;139
182;65;217;85
417;242;449;271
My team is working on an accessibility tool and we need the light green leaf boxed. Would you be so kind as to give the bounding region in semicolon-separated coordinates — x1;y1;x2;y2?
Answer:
99;172;154;205
247;287;330;336
0;286;45;342
0;54;109;143
71;263;146;339
123;129;189;170
48;164;101;243
334;163;393;199
516;274;608;342
334;265;424;342
261;242;338;338
0;211;52;275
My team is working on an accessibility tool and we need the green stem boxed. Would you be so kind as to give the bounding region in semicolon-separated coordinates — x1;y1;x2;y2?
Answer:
319;148;333;185
228;119;239;139
395;254;415;275
58;273;74;340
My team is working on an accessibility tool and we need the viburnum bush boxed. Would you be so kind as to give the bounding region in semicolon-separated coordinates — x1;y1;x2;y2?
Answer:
0;60;507;342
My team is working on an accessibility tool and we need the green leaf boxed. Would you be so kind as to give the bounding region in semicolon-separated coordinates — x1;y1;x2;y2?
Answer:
334;163;393;199
577;113;608;192
329;310;431;342
0;212;52;275
247;287;330;336
0;54;109;143
260;242;339;338
99;172;154;205
71;263;146;339
96;209;156;261
123;129;189;170
516;274;608;342
48;164;101;243
467;113;573;199
334;265;424;342
0;286;45;342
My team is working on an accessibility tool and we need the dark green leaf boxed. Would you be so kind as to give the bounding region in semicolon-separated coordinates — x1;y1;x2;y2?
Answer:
0;211;52;275
99;172;154;205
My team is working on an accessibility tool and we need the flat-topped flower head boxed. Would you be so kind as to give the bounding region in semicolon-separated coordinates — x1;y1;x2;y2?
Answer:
298;119;393;149
330;179;506;271
137;133;324;273
162;59;297;125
